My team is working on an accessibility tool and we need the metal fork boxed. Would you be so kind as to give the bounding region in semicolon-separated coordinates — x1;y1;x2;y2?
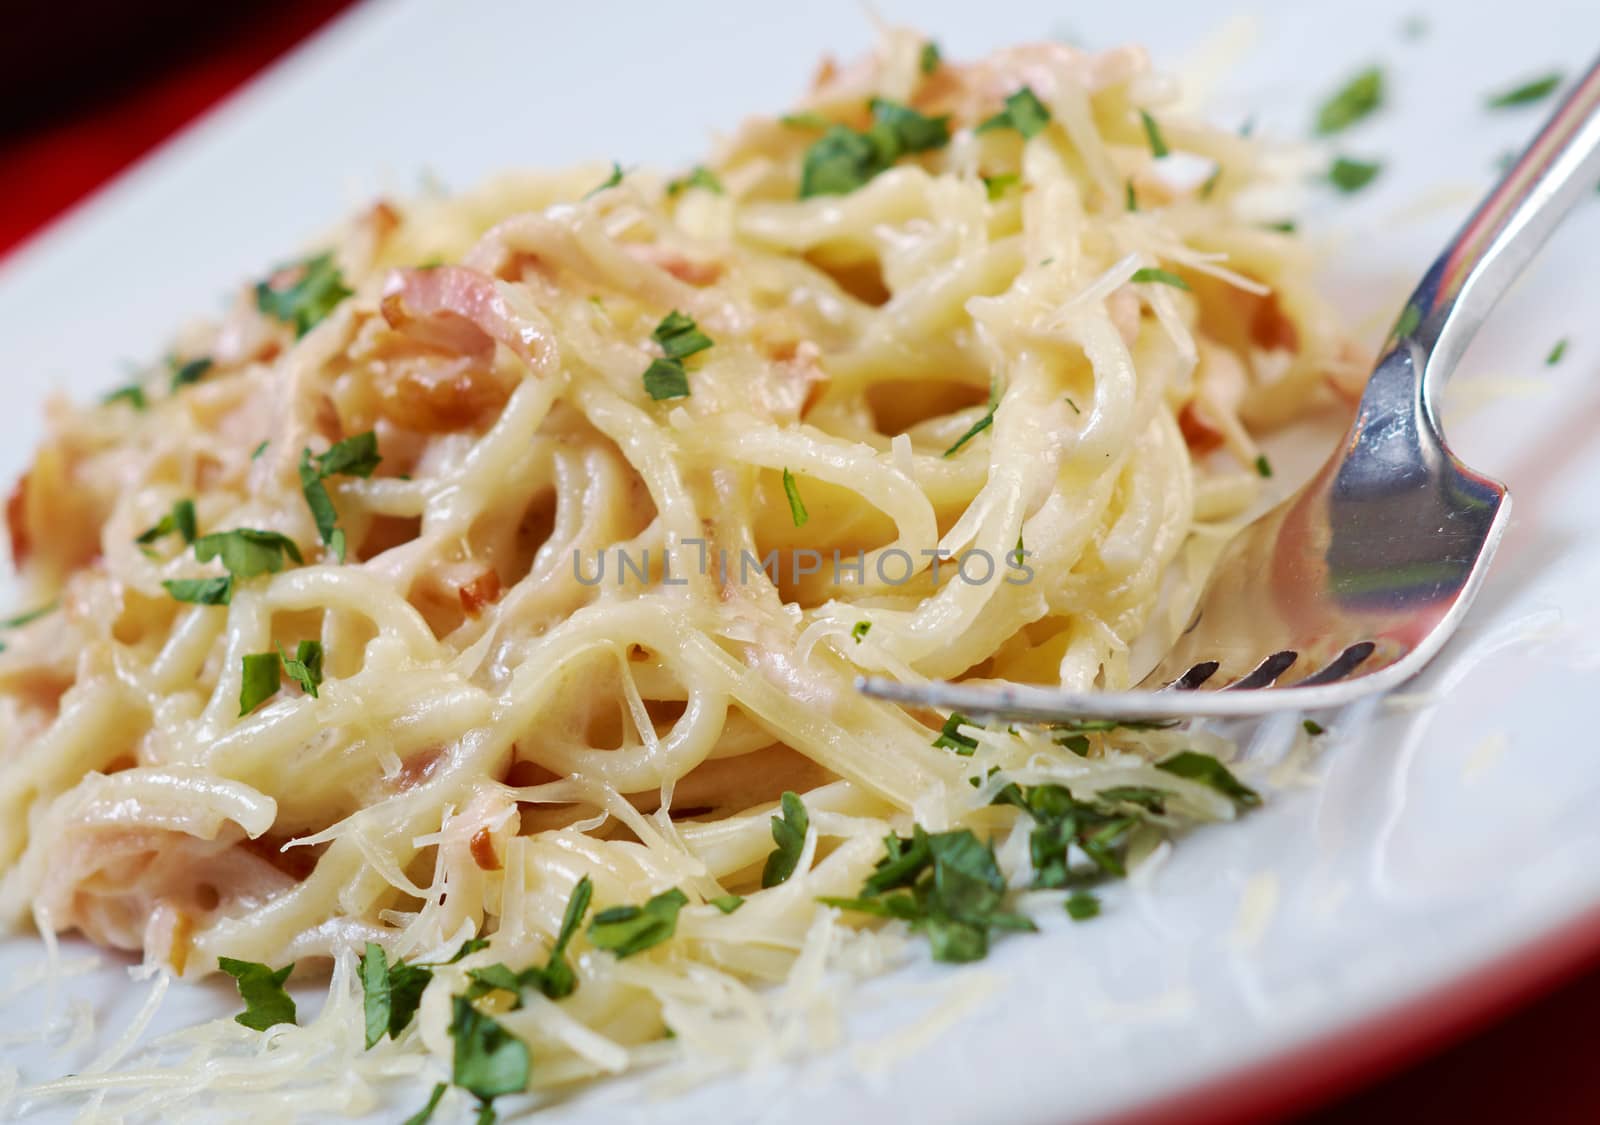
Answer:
860;59;1600;721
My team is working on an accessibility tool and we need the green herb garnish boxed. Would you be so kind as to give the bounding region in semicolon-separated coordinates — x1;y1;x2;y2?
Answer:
169;356;213;390
1;602;58;629
1065;891;1101;921
642;359;691;400
588;887;688;958
932;712;979;755
279;640;323;698
298;431;381;563
819;827;1036;963
1130;267;1190;290
976;86;1051;139
585;162;625;199
1156;750;1261;808
217;957;296;1030
1315;67;1385;135
781;468;809;528
1303;719;1325;736
402;1083;448;1125
1547;338;1568;366
137;499;197;547
193;528;302;579
103;384;147;410
943;377;1001;457
1254;454;1273;478
1138;109;1170;157
255;252;352;337
851;620;871;643
798;99;951;198
239;651;282;715
710;895;744;914
666;165;724;197
360;942;435;1048
163;576;233;605
465;876;592;1005
761;791;810;888
1486;72;1562;109
641;311;713;400
920;40;941;75
983;172;1021;200
1328;156;1382;193
449;995;529;1109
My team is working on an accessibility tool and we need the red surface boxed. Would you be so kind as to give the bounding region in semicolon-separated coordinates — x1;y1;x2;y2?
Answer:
1;3;1596;1122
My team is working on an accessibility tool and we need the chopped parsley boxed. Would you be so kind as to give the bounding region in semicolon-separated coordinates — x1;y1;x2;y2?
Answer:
169;356;213;390
983;172;1021;200
779;111;831;130
1265;219;1298;233
449;995;529;1110
1064;891;1100;921
402;1083;448;1125
1303;719;1326;736
1395;303;1422;339
642;311;713;400
1547;338;1569;366
1254;454;1273;479
0;603;57;630
137;499;197;547
1125;179;1138;211
1486;72;1563;109
666;165;724;197
1138;109;1170;157
251;440;269;460
1314;67;1385;135
239;652;282;716
798;99;951;198
255;252;352;338
920;40;941;75
217;957;296;1031
299;431;381;563
653;311;713;361
976;86;1051;139
781;468;809;528
1156;750;1262;808
103;383;147;410
819;827;1036;963
943;377;1001;457
642;359;691;400
584;161;625;199
761;791;810;888
587;887;688;958
193;527;303;578
1328;156;1382;193
992;781;1160;887
465;876;592;1004
710;894;745;914
163;576;233;605
851;620;871;643
1130;267;1190;291
932;712;979;755
279;640;324;698
1200;166;1222;199
360;942;434;1048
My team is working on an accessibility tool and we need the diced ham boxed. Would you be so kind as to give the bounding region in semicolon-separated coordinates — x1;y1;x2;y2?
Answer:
381;266;553;369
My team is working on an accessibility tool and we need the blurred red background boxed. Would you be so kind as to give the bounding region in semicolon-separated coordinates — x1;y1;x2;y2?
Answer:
2;2;1596;1122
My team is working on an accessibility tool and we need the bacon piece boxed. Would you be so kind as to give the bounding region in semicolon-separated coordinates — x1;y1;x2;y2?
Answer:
5;472;30;568
381;266;550;368
1178;401;1226;454
458;568;502;618
469;826;501;871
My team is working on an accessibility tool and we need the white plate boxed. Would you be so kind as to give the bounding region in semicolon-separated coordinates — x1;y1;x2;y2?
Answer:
4;1;1600;1122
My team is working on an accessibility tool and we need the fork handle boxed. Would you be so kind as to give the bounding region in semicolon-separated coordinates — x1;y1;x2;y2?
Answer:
1398;56;1600;422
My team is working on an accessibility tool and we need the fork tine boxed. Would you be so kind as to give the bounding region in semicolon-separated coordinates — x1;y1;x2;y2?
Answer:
1293;642;1378;686
1222;650;1299;691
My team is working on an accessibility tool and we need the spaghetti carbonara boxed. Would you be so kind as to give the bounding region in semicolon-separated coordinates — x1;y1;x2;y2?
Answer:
0;29;1352;1121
